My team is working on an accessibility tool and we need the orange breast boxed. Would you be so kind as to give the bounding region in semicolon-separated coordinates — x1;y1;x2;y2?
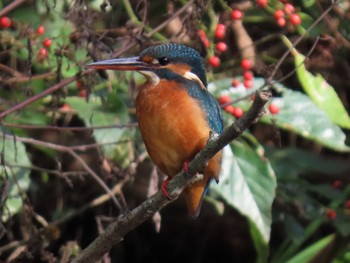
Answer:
136;79;222;217
136;80;211;177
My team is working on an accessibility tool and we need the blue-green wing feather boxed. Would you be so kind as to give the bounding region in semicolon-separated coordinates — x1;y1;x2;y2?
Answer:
187;82;224;134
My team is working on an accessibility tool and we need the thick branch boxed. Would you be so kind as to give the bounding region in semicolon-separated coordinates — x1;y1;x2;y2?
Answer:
72;88;271;263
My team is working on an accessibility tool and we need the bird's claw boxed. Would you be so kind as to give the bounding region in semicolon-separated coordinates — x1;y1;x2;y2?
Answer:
183;160;190;176
161;177;175;200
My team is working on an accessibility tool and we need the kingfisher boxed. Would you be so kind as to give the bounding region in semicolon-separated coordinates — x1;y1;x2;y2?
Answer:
87;43;223;218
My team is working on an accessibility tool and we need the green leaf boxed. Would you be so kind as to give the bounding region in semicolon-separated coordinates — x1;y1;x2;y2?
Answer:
265;146;350;179
0;133;31;221
65;95;134;165
209;141;277;261
210;77;349;151
294;52;350;129
262;83;350;152
286;234;335;263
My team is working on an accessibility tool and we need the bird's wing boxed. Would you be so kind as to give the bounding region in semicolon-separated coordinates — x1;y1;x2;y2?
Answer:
187;82;224;134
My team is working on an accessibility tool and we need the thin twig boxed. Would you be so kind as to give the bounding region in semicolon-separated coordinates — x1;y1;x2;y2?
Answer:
0;76;77;120
145;0;195;38
0;0;27;17
1;122;138;131
1;134;121;209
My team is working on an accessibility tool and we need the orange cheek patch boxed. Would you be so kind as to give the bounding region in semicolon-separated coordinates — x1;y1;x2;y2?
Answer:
142;55;154;63
166;63;191;75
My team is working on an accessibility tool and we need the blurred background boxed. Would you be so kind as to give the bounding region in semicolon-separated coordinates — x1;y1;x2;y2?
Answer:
0;0;350;262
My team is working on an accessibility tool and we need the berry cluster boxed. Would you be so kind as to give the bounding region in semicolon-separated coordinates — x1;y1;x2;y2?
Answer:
36;26;53;61
1;17;53;61
201;8;244;69
324;180;350;220
273;3;301;27
240;58;254;89
218;94;244;119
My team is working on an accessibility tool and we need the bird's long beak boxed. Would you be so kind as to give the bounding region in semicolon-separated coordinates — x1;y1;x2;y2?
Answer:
86;57;154;71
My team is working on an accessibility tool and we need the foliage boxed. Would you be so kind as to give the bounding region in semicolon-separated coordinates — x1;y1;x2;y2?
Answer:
0;0;350;262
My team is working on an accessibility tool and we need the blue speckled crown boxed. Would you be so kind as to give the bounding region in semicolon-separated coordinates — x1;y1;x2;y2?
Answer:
139;44;207;87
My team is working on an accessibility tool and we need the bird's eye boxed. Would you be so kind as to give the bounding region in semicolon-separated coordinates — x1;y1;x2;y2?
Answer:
158;57;169;66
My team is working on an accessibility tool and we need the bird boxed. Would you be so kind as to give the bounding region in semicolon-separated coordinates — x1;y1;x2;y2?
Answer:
87;43;223;218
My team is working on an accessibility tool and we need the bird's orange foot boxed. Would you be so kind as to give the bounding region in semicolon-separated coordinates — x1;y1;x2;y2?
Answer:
183;160;190;176
161;177;175;200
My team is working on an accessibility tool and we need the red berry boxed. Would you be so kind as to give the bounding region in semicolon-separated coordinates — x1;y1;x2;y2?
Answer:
198;29;206;39
60;103;71;111
218;95;231;105
269;103;280;114
332;180;342;189
216;24;225;31
38;47;48;58
216;42;227;52
79;89;88;98
231;79;240;87
204;39;210;48
243;71;254;80
257;0;268;8
224;105;235;114
276;17;287;27
0;17;11;28
345;200;350;209
208;56;220;67
36;25;45;36
284;3;295;14
231;9;243;20
43;37;52;47
240;58;252;70
233;107;244;118
76;80;83;90
325;208;336;220
215;24;226;39
198;30;210;47
290;13;301;25
243;79;254;89
274;9;285;20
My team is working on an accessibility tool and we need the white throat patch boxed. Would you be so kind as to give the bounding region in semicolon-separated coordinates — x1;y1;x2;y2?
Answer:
139;71;160;85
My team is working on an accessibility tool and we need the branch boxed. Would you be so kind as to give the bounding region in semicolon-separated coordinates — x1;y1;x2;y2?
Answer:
0;76;77;120
0;0;27;17
72;88;271;263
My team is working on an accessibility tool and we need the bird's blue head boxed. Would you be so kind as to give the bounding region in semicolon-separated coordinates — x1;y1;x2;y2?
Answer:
87;44;207;89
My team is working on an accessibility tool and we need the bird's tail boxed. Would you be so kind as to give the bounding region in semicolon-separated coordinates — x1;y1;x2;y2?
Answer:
184;151;222;218
184;175;212;218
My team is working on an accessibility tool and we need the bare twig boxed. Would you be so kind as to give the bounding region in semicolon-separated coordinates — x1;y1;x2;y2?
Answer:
0;0;27;17
1;134;121;209
72;88;271;263
1;122;137;131
0;76;77;120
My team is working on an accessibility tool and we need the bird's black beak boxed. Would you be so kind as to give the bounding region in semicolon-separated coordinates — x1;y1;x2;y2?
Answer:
86;57;154;71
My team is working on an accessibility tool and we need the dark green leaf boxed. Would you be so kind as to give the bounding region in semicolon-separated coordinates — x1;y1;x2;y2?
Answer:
210;141;277;245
